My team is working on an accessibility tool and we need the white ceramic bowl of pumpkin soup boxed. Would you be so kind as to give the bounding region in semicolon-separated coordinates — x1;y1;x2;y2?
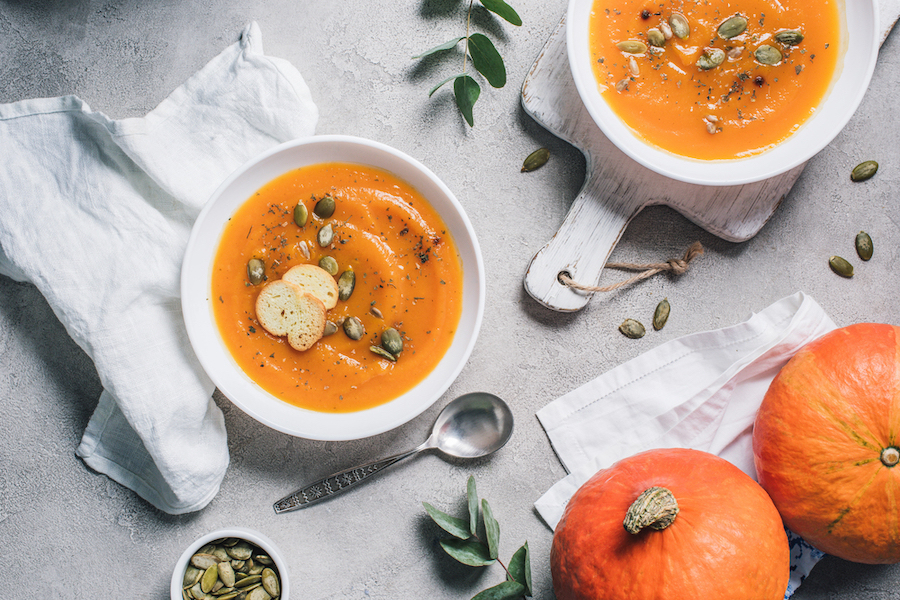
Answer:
568;0;879;185
181;136;484;440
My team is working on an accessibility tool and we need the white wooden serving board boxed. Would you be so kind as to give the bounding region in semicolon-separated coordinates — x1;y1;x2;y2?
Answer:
521;12;898;313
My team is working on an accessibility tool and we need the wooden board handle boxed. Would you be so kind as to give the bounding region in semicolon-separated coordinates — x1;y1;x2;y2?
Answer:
524;173;647;312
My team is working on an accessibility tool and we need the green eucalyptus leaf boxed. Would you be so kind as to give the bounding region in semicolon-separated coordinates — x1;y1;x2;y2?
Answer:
454;75;480;126
423;502;471;539
413;36;466;59
508;543;532;596
468;33;507;88
467;476;479;536
480;0;523;26
428;73;465;97
440;538;495;567
471;580;527;600
482;499;500;560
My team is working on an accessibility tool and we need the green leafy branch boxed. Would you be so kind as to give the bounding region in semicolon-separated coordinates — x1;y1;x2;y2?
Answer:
424;476;532;599
413;0;522;126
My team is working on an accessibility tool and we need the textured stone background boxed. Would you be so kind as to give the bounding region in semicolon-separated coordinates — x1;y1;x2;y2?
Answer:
1;1;899;598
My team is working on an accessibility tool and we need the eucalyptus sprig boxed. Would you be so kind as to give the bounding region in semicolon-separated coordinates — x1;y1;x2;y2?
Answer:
414;0;522;126
424;476;532;599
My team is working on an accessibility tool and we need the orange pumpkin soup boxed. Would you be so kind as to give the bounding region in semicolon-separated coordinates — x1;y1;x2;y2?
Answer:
589;0;841;159
211;162;464;413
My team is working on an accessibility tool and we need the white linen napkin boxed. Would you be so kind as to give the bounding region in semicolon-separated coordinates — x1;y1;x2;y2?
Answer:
536;292;836;597
0;22;318;514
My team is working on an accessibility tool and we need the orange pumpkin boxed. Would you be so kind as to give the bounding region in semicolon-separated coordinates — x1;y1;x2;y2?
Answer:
550;448;789;600
753;322;900;563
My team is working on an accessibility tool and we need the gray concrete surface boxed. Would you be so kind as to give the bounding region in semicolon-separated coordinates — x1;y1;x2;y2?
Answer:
2;1;899;598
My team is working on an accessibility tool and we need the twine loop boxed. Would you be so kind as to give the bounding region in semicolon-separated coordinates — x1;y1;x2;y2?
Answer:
559;241;704;294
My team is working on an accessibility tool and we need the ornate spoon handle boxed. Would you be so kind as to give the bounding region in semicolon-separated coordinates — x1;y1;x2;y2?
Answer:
273;445;426;513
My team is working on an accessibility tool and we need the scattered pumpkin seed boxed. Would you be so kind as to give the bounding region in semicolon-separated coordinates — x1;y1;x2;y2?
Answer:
293;202;308;227
774;29;804;46
647;28;665;47
318;255;339;276
370;306;384;319
521;147;550;172
855;231;873;261
653;298;670;331
619;318;646;339
296;240;310;260
851;160;878;182
669;13;690;39
829;255;854;278
617;40;648;54
696;47;726;70
717;15;747;39
317;223;334;247
370;345;397;362
323;320;338;336
314;194;336;218
343;316;365;340
381;327;404;355
247;258;265;285
754;44;782;65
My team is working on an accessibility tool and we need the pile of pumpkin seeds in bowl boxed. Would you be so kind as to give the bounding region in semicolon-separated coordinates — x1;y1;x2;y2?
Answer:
181;537;281;600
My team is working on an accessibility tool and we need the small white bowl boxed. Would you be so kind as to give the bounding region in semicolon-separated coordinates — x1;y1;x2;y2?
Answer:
181;135;485;440
171;527;289;600
567;0;880;186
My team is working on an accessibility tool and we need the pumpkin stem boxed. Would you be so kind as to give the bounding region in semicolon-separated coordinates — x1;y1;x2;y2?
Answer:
881;447;900;467
623;486;680;534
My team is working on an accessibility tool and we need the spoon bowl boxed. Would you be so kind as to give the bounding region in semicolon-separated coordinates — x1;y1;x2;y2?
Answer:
273;392;513;513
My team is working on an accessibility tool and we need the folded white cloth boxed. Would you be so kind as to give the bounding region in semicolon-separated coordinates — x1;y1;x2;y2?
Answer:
536;292;836;597
0;23;318;514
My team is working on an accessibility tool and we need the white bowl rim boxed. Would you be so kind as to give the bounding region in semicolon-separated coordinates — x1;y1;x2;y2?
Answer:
181;135;485;440
170;527;289;600
566;0;880;186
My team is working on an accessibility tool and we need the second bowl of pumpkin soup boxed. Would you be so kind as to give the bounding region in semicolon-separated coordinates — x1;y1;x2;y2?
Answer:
182;136;484;440
567;0;879;185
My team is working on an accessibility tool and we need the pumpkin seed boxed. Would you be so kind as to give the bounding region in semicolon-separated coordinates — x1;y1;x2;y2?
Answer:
381;327;404;355
293;202;308;227
521;147;550;172
245;587;272;600
247;258;265;285
717;15;747;39
668;13;690;39
338;270;355;301
659;21;673;39
296;240;310;260
653;298;670;331
370;345;397;362
318;255;339;276
343;316;365;340
211;546;230;562
314;194;336;218
201;566;220;594
851;160;878;182
855;231;873;261
234;575;262;589
774;29;804;46
215;592;241;600
254;555;274;566
323;320;338;336
217;562;236;588
619;318;646;339
829;255;854;278
317;223;334;247
191;582;208;600
191;554;220;570
647;28;665;47
261;568;280;597
617;40;648;54
754;44;782;65
226;542;253;561
184;566;204;588
696;47;725;70
627;56;640;76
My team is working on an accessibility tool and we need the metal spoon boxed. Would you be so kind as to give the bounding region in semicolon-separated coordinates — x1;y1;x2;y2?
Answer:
273;392;514;513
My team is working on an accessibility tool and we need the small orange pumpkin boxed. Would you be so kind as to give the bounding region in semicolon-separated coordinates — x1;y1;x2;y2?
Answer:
753;322;900;563
550;448;789;600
